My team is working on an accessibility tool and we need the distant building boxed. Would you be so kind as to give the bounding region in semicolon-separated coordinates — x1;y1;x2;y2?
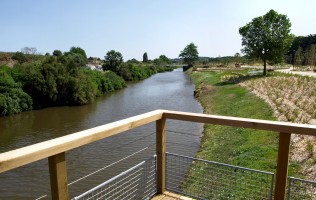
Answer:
85;64;103;71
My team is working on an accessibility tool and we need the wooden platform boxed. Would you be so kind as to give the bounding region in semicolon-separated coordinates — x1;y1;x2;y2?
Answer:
151;191;194;200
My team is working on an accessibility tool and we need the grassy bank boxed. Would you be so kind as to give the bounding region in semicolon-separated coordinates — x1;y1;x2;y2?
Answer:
178;70;303;198
188;70;300;174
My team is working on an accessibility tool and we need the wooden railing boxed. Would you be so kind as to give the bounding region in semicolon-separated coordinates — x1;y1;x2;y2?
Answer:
1;110;316;200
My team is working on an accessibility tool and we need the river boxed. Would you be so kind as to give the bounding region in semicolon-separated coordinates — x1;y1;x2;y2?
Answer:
0;68;203;199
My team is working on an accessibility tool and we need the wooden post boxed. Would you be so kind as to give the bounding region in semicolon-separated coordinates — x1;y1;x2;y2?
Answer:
48;152;69;200
156;116;166;194
274;132;291;200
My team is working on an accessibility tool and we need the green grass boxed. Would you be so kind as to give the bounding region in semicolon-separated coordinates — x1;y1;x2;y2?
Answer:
189;70;300;174
179;70;303;199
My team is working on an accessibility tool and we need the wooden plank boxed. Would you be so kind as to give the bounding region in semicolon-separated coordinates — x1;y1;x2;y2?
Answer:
274;132;291;200
156;116;166;194
163;110;316;136
0;110;164;173
48;153;69;200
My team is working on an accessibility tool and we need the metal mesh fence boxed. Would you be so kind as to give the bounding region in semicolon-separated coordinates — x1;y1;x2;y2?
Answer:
73;156;156;200
166;152;274;200
288;177;316;200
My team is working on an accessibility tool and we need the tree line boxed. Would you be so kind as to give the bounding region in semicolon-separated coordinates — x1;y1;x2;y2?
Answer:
0;47;175;116
287;35;316;67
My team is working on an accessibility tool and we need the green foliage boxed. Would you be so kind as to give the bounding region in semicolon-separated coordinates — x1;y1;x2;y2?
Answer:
69;46;88;63
118;63;154;81
84;69;126;96
143;52;148;63
103;50;123;73
0;65;32;116
52;50;62;57
12;51;27;64
159;55;170;64
62;52;86;71
126;58;140;64
189;70;300;176
179;43;199;67
289;34;316;53
103;71;126;89
239;9;294;75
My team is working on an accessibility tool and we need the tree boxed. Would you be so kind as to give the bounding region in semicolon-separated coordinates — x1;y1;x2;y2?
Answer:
103;50;123;73
69;47;88;63
53;50;62;57
306;44;316;67
234;53;241;63
12;52;27;64
179;43;199;67
143;52;148;63
239;9;294;75
294;47;303;69
159;55;171;64
21;47;31;54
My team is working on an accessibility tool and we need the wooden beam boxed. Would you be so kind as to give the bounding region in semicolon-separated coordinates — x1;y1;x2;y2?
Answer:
163;110;316;136
156;116;166;194
274;132;291;200
0;110;164;173
48;153;69;200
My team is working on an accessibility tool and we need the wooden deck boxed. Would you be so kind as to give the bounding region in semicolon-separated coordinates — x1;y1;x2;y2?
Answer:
151;191;194;200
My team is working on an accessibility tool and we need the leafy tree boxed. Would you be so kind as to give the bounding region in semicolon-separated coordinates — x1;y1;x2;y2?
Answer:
62;52;86;72
69;47;88;63
179;43;199;67
103;50;123;73
159;55;171;64
53;50;62;57
143;52;148;63
239;9;294;75
0;65;32;116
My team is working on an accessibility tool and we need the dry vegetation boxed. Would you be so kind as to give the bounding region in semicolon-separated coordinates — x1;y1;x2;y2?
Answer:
240;75;316;179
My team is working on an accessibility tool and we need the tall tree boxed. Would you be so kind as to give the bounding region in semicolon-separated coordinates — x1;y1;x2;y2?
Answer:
294;47;303;68
239;9;294;75
306;44;316;67
179;43;199;67
143;52;148;63
103;50;123;73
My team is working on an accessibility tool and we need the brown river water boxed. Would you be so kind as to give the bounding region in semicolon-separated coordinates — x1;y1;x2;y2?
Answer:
0;68;203;199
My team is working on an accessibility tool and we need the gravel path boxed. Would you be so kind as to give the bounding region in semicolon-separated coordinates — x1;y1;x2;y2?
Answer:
277;68;316;77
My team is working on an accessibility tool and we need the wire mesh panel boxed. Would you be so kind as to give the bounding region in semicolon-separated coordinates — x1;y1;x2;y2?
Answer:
288;177;316;200
166;152;274;200
73;156;156;200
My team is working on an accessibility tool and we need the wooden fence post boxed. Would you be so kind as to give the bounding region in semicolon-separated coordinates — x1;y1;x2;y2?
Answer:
274;132;291;200
156;116;166;194
48;152;69;200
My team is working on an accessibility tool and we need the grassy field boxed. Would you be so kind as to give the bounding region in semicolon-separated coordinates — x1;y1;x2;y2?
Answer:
188;70;301;174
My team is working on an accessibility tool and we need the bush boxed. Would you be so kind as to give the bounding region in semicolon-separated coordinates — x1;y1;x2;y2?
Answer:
104;71;126;89
0;65;32;116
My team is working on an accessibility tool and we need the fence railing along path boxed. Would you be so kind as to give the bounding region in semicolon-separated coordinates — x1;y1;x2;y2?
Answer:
1;110;316;200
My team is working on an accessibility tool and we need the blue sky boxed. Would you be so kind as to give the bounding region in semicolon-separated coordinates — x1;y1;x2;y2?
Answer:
1;0;316;60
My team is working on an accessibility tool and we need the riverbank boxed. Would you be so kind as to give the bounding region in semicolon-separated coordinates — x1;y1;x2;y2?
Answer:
0;62;176;117
187;69;301;175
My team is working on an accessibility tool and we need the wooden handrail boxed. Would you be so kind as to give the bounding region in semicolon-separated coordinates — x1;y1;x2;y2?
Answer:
1;109;316;200
163;110;316;135
0;109;164;173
